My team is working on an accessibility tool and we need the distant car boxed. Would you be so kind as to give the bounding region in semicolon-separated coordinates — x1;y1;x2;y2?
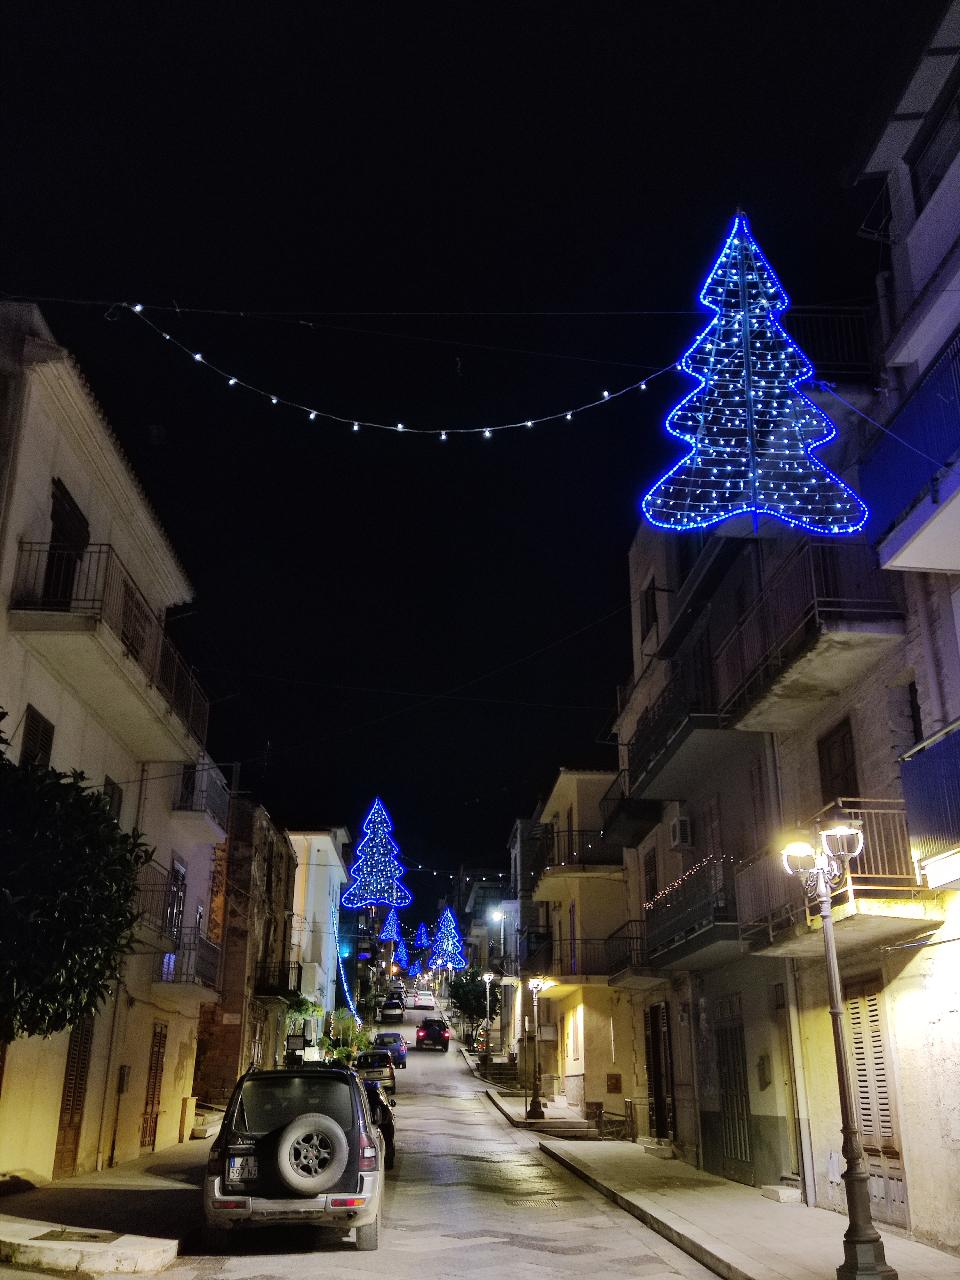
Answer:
380;997;404;1023
354;1050;397;1094
204;1065;384;1250
404;992;417;1009
414;989;436;1010
415;1017;450;1051
373;1031;407;1068
361;1081;396;1171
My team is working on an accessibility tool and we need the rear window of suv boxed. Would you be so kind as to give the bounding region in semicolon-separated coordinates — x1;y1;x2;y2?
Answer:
376;1033;401;1043
238;1075;355;1134
355;1052;392;1069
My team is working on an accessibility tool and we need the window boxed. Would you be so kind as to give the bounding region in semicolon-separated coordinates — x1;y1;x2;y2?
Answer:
909;72;960;213
103;776;123;820
700;794;722;862
238;1075;356;1135
818;718;859;803
643;848;658;904
640;578;658;642
21;705;54;768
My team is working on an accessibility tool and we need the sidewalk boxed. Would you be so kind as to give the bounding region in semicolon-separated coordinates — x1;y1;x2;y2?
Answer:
536;1138;960;1280
0;1138;208;1273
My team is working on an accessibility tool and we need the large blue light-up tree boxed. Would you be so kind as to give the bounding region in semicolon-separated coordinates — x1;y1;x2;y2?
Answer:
429;908;467;971
642;213;867;535
342;797;413;909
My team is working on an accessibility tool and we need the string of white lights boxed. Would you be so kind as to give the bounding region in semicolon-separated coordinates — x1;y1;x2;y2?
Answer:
126;303;677;437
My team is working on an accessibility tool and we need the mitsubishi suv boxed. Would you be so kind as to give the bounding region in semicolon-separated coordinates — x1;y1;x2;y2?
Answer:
204;1065;385;1250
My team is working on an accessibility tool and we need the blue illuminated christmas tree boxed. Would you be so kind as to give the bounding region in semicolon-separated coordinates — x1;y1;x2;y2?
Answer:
394;936;409;969
429;908;467;971
379;907;402;942
413;922;431;949
408;959;422;980
342;797;413;909
642;213;867;535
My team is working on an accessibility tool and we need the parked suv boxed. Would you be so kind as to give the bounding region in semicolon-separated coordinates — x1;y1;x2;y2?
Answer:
380;996;405;1023
204;1066;384;1250
415;1017;450;1051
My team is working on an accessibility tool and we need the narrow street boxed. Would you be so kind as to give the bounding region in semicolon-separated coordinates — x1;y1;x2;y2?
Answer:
175;1015;714;1278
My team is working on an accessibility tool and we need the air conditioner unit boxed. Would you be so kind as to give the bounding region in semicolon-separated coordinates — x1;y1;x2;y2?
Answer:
669;815;691;849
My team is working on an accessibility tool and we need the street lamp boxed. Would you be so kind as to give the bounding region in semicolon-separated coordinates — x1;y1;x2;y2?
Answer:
526;976;555;1121
782;823;897;1280
482;971;494;1058
490;907;505;959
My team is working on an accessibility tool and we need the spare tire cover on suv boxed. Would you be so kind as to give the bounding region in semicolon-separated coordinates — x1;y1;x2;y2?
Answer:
275;1112;350;1195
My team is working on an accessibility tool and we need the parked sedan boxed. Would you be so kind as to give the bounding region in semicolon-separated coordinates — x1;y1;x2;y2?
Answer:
380;997;405;1023
373;1031;408;1069
354;1050;397;1094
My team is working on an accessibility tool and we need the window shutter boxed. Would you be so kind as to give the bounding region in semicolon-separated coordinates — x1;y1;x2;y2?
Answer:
845;979;895;1149
21;705;54;768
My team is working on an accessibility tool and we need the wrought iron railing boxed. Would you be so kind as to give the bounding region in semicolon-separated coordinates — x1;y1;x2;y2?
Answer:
736;798;918;939
645;856;736;956
544;829;622;868
600;770;629;831
10;542;209;745
715;541;901;718
901;721;960;865
133;862;184;943
626;655;718;793
174;762;230;829
254;960;303;998
155;927;220;987
859;319;960;539
605;919;646;971
526;936;624;978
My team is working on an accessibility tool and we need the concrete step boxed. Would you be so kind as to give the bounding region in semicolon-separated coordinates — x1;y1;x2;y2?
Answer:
642;1141;676;1159
0;1217;177;1275
534;1125;600;1140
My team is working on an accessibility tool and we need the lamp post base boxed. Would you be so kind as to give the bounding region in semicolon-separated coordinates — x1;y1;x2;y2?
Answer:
525;1098;545;1120
836;1237;898;1280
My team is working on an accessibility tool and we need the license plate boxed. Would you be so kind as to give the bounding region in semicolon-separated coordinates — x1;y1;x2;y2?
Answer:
227;1155;258;1180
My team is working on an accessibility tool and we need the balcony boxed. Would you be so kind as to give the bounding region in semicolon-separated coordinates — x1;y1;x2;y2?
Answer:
606;919;659;990
600;771;661;846
530;829;624;891
622;656;760;802
9;543;208;758
901;721;960;891
154;927;221;993
860;327;960;571
644;855;743;969
132;862;183;947
736;799;943;957
524;934;626;997
171;762;230;841
715;542;903;732
254;960;304;998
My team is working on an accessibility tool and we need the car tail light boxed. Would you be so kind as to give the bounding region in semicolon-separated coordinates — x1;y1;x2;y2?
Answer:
330;1197;366;1208
358;1129;379;1171
416;1029;425;1038
442;1029;450;1038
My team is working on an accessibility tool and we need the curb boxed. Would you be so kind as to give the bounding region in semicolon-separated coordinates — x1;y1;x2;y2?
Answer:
538;1143;763;1280
0;1215;178;1275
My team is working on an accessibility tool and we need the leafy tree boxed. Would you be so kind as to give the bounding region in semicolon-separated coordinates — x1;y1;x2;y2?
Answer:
449;968;500;1042
0;716;152;1041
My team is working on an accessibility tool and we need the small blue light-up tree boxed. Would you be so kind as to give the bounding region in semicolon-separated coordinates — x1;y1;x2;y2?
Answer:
413;922;431;949
429;908;467;971
394;936;409;969
379;907;402;942
342;797;413;909
408;959;422;980
642;213;867;535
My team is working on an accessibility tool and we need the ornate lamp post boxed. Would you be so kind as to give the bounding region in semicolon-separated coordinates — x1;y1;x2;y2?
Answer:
525;976;555;1120
782;823;897;1280
482;971;494;1058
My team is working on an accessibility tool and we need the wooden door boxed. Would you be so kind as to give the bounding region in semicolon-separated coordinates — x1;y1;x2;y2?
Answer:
644;1002;675;1141
845;977;908;1227
53;1016;95;1179
140;1022;168;1151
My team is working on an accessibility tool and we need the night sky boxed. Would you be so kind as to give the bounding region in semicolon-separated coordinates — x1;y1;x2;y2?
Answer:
1;3;942;885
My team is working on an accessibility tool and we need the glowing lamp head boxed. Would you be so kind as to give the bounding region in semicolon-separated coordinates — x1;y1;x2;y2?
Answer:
781;840;817;876
482;971;495;984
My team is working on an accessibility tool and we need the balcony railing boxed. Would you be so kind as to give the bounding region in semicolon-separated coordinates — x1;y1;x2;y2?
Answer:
155;927;220;988
715;541;901;718
901;722;960;865
255;960;303;998
737;798;917;938
174;762;230;830
605;919;646;971
132;862;184;943
645;856;736;957
11;543;209;745
860;326;960;540
526;936;623;978
544;829;622;868
626;654;718;794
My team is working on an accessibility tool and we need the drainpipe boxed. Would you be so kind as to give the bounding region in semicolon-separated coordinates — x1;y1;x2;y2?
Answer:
135;763;149;830
785;959;817;1206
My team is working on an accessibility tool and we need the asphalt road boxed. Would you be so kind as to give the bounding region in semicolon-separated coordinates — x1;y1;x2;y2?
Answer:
4;1012;717;1279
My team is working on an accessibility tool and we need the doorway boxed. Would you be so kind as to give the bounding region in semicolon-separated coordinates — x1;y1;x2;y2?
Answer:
42;479;89;609
715;994;753;1184
53;1016;95;1179
140;1022;168;1151
644;1001;675;1141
